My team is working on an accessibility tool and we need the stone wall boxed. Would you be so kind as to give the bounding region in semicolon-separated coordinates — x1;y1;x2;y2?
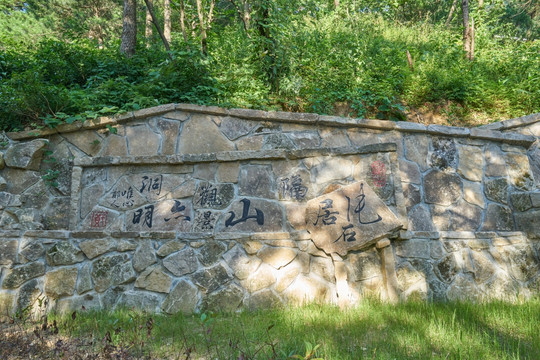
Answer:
0;104;539;315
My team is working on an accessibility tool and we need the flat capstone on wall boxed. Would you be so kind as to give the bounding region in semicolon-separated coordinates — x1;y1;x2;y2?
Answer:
0;104;539;315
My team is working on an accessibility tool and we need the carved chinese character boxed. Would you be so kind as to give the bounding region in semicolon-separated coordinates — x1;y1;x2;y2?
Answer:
139;175;163;196
164;200;191;222
279;175;308;200
313;199;339;226
196;184;221;207
225;198;264;227
345;183;382;225
333;224;356;243
133;205;155;228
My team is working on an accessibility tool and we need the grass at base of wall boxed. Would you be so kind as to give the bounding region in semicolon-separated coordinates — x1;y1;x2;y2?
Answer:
2;298;540;359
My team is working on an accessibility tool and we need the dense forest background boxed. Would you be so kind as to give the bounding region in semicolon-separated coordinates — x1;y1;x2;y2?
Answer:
0;0;538;131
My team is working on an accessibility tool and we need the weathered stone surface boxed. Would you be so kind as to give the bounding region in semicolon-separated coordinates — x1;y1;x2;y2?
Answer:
257;247;297;269
457;144;483;181
20;180;49;209
424;170;462;206
43;197;71;230
449;200;482;231
45;267;78;298
469;250;496;284
217;162;240;183
135;266;172;293
44;141;73;195
46;242;84;265
511;192;532;212
201;283;244;312
193;182;235;210
347;248;382;282
219;198;284;233
2;262;45;289
485;178;508;204
320;129;349;147
126;126;161;156
0;292;15;315
157;240;185;257
482;204;514;231
447;274;481;301
284;275;334;304
306;182;402;256
396;262;427;298
0;239;18;265
198;241;227;266
399;159;421;184
275;265;301;293
483;272;517;300
238;165;275;199
506;152;534;190
56;294;101;313
220;116;256;140
497;245;539;282
430;138;457;170
170;179;197;199
20;241;44;262
244;263;276;292
116;239;137;252
162;280;199;314
262;133;295;150
347;130;380;147
222;246;261;280
485;145;507;177
395;240;430;259
312;157;353;184
408;205;435;232
100;134;127;156
515;210;540;236
404;135;429;171
77;263;93;294
156;119;180;155
118;291;161;312
16;279;42;314
91;254;136;292
311;256;335;283
236;135;263;150
287;132;321;148
63;130;103;156
435;253;459;284
403;183;421;212
2;168;40;194
5;139;48;170
245;289;282;310
463;181;485;208
179;115;235;154
79;239;115;259
192;264;231;293
132;240;157;272
162;246;197;275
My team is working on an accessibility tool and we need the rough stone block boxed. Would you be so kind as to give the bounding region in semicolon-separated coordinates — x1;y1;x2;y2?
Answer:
0;239;18;265
424;170;462;206
91;254;136;292
2;262;45;289
457;144;483;181
192;264;231;293
45;267;78;298
484;178;508;204
5;139;48;170
257;247;297;269
201;284;244;312
481;204;514;231
135;266;172;293
162;280;199;314
163;248;198;276
222;245;262;280
178;114;235;155
46;242;84;266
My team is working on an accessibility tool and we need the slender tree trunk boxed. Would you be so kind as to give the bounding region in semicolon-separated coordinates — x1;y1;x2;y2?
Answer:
334;0;340;8
179;0;190;47
145;0;153;48
120;0;137;57
229;0;251;36
461;0;472;59
470;17;475;60
196;0;216;56
164;0;171;43
143;0;174;61
445;0;458;26
478;0;484;8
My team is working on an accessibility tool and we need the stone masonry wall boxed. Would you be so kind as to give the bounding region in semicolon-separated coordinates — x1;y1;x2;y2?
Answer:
0;104;539;316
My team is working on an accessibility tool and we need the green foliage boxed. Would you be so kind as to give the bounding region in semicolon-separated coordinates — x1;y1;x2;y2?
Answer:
0;1;538;130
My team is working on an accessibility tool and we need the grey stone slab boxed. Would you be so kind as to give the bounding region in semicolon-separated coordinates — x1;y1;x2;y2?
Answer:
484;178;508;204
2;262;45;289
178;114;235;155
5;139;48;170
482;204;514;231
423;170;462;206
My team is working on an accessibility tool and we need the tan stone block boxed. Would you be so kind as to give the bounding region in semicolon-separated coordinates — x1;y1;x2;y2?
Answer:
458;145;484;182
45;267;78;298
126;125;161;156
244;263;276;292
463;181;485;208
135;266;172;293
100;134;127;156
285;203;307;230
217;162;239;183
257;247;297;269
178;114;235;155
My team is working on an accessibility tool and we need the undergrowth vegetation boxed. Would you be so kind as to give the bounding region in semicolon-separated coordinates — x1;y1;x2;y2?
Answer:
2;299;540;359
0;5;538;132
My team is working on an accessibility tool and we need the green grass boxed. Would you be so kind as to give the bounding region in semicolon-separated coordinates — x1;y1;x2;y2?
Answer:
48;298;540;359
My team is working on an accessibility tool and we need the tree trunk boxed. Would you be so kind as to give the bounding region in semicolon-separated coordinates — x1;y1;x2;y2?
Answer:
478;0;484;8
145;0;153;48
179;0;190;47
334;0;340;8
120;0;137;57
470;17;475;60
164;0;171;44
461;0;472;59
445;0;458;27
196;0;216;56
143;0;174;61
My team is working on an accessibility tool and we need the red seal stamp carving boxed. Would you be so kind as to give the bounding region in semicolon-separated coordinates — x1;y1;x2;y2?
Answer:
370;161;386;187
90;211;108;228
